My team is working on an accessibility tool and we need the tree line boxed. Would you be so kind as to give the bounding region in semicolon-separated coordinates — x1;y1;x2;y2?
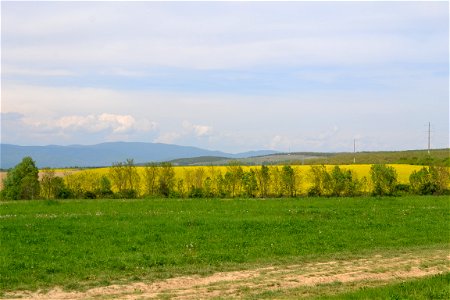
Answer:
1;156;449;200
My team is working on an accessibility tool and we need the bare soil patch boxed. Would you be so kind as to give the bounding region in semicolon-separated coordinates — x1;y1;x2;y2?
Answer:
0;172;6;189
37;170;79;181
0;170;79;190
4;248;449;299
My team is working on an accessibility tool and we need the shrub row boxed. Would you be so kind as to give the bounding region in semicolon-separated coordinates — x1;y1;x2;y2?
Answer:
1;157;449;200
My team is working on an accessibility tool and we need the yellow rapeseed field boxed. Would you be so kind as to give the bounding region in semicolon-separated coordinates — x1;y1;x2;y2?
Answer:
60;164;428;195
172;164;423;183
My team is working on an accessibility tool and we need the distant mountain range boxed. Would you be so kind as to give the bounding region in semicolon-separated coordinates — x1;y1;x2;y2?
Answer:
0;142;278;169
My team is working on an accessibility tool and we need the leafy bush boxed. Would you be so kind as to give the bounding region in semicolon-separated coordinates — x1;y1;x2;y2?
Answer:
409;166;450;195
188;187;204;198
395;183;410;195
158;162;175;197
1;157;40;200
55;186;73;199
307;165;329;196
92;176;114;198
307;165;362;197
242;170;258;197
83;191;97;199
117;189;138;199
329;166;361;196
370;164;398;196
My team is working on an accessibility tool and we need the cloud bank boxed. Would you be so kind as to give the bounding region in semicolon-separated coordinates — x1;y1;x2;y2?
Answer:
1;1;448;152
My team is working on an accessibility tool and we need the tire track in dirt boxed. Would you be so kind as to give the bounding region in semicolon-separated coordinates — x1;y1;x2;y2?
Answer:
4;249;450;299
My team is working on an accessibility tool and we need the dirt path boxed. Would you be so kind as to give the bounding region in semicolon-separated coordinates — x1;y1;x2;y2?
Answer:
4;249;449;299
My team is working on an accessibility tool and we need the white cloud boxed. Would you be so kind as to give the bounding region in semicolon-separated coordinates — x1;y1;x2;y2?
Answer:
153;121;214;145
268;135;290;151
2;65;75;77
3;32;446;71
66;113;155;134
97;113;135;133
193;125;213;137
56;115;100;131
154;132;181;144
23;113;157;136
182;121;213;137
2;81;448;151
1;2;448;151
2;2;447;70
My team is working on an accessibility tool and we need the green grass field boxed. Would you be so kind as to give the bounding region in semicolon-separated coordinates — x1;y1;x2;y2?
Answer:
1;196;449;296
319;273;450;300
251;273;450;299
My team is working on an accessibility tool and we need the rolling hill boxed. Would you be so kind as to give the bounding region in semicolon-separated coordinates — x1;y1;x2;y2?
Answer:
0;142;278;169
169;149;449;166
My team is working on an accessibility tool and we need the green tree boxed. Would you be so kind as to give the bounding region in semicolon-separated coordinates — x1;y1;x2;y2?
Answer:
430;166;450;194
207;166;221;197
216;173;228;198
40;168;56;199
184;168;194;195
110;159;140;198
64;172;84;198
176;179;186;198
96;175;113;198
270;166;283;197
186;167;206;197
307;165;329;196
124;158;140;196
256;165;270;198
281;165;296;197
159;162;175;197
370;164;398;196
410;166;450;195
410;167;433;195
109;162;126;194
143;163;159;196
64;171;100;199
2;156;40;200
52;177;72;199
203;176;213;197
193;167;205;190
40;168;70;199
226;161;244;197
329;166;360;197
242;169;258;197
223;171;234;197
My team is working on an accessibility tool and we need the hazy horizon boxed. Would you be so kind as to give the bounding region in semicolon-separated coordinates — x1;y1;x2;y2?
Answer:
2;1;449;153
1;141;449;156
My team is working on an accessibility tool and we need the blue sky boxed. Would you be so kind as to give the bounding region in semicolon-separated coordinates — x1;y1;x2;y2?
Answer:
1;1;448;153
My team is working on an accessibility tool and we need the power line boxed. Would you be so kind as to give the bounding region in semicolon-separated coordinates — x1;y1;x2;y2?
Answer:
428;122;431;155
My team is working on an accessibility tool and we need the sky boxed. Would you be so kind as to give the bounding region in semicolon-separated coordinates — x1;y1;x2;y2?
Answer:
1;1;449;153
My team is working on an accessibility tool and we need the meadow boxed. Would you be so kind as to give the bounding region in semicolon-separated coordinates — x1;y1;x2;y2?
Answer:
319;273;450;300
258;273;450;300
1;195;449;297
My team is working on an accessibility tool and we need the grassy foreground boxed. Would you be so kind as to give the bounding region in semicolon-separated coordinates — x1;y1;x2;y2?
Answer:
252;273;450;299
319;273;450;300
1;196;449;293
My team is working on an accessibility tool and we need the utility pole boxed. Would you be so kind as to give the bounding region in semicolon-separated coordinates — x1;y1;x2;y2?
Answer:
428;122;431;155
353;139;356;164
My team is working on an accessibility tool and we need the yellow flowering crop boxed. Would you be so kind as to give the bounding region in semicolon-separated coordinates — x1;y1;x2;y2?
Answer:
60;164;432;195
